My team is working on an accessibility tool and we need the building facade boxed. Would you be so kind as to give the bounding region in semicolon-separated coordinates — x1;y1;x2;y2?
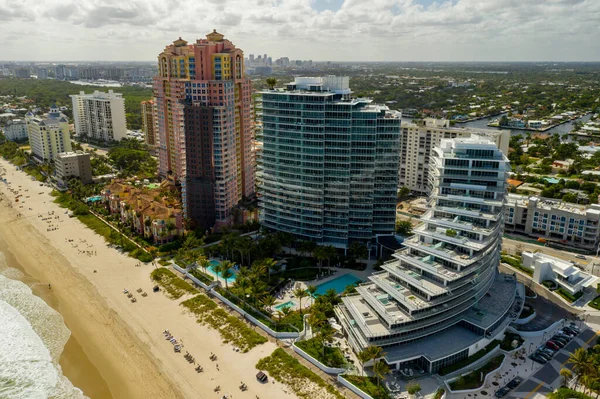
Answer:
141;100;157;150
153;31;254;229
71;90;127;142
336;136;519;373
399;119;509;193
4;119;28;141
521;251;598;296
258;76;401;249
54;151;93;185
505;194;600;251
25;105;72;161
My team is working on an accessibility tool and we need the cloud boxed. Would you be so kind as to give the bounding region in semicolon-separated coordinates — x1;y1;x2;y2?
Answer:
0;0;598;61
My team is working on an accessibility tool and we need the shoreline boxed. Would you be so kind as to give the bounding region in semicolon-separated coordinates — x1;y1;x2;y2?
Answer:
0;158;297;399
0;238;113;398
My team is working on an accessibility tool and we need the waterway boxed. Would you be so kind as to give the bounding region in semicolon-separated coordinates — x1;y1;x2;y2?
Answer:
457;113;593;136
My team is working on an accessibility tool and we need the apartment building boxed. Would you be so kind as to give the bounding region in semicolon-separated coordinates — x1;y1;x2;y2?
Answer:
25;105;72;161
505;194;600;251
71;90;127;142
336;136;519;373
153;31;254;229
4;119;28;141
141;100;157;151
258;76;401;249
54;151;93;185
399;119;509;193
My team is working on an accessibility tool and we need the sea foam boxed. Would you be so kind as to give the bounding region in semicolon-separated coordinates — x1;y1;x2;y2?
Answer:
0;271;87;399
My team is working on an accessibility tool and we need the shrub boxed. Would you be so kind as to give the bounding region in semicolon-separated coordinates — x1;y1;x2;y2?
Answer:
433;388;445;399
588;295;600;310
150;267;197;299
449;355;504;390
445;229;458;237
439;340;500;375
556;287;583;303
549;388;594;399
256;348;344;399
501;255;533;276
344;375;390;399
295;337;347;368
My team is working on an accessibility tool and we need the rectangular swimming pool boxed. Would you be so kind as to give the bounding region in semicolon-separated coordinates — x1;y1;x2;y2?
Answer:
314;273;362;296
274;301;296;311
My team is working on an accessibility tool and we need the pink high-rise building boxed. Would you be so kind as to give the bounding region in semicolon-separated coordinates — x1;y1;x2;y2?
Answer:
153;30;254;230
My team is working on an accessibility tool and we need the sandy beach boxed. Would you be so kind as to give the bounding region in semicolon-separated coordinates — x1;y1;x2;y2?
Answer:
0;157;297;399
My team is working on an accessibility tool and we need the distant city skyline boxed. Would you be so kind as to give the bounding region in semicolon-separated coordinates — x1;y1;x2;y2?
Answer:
1;0;599;62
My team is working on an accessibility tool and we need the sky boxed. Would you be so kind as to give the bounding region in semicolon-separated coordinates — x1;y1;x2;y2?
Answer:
1;0;599;62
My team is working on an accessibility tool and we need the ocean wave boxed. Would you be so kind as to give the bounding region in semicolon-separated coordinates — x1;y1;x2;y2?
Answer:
0;273;88;399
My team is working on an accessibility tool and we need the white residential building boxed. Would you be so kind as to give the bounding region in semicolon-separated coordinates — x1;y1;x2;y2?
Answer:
71;90;127;142
4;119;28;141
521;252;598;296
399;119;510;193
25;105;72;162
336;136;520;373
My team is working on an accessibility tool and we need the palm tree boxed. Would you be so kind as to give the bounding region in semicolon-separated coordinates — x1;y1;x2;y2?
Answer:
560;368;573;387
372;359;391;387
198;257;210;275
318;324;335;358
261;257;278;280
314;245;327;275
293;287;309;313
220;268;234;290
357;348;372;376
324;245;337;267
260;295;276;312
367;345;386;361
266;77;277;90
307;285;317;305
569;347;590;388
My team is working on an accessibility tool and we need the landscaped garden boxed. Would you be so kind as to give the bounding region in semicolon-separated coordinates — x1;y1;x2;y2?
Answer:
256;348;344;399
589;295;600;310
343;375;390;399
449;354;505;390
500;255;533;276
295;337;347;368
518;304;535;319
555;287;583;303
500;332;524;351
438;340;500;376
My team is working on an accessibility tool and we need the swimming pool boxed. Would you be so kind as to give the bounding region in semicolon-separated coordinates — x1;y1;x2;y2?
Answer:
206;259;237;284
274;301;296;311
313;273;362;296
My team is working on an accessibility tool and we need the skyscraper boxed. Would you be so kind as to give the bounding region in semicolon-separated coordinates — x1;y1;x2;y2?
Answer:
336;135;519;373
141;100;157;150
258;76;401;249
153;31;254;229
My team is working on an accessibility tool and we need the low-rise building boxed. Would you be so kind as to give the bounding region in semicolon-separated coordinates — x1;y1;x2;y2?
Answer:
506;194;600;251
101;180;183;244
4;119;28;141
521;252;598;296
54;151;93;185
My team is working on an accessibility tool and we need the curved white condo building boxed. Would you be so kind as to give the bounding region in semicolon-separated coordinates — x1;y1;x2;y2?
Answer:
336;135;522;374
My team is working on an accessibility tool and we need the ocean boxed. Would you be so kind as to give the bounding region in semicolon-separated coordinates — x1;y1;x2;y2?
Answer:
0;252;87;399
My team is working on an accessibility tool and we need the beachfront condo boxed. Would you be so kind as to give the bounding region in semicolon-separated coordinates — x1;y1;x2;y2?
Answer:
258;76;401;250
141;100;157;153
25;104;72;162
70;90;127;142
336;135;522;374
153;31;254;231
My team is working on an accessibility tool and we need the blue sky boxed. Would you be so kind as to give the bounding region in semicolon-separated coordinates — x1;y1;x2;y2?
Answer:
0;0;598;61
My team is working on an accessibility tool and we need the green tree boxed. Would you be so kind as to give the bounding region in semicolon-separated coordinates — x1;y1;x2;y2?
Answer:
396;220;413;236
293;287;309;314
407;382;422;396
560;368;573;386
398;186;411;200
372;359;391;387
265;77;277;90
569;347;590;388
349;242;368;261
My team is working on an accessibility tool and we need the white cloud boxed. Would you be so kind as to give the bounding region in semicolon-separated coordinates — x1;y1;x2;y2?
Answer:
0;0;598;61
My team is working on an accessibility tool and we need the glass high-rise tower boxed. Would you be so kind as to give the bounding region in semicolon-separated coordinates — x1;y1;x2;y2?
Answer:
258;76;401;249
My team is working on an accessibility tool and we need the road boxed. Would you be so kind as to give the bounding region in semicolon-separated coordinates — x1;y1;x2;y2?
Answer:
502;236;600;277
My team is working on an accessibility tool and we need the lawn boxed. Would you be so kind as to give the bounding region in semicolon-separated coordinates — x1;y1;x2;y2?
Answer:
588;295;600;310
151;267;198;299
343;375;390;399
438;340;500;375
181;294;267;352
549;388;594;399
295;337;347;368
449;354;505;390
256;348;344;399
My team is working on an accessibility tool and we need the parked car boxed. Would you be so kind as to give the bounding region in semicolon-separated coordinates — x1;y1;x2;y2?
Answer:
568;324;581;332
546;341;560;351
535;351;552;361
555;333;572;341
563;327;579;335
531;354;548;364
552;336;568;345
507;377;523;389
558;329;577;337
575;255;586;260
495;387;510;398
549;339;565;348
